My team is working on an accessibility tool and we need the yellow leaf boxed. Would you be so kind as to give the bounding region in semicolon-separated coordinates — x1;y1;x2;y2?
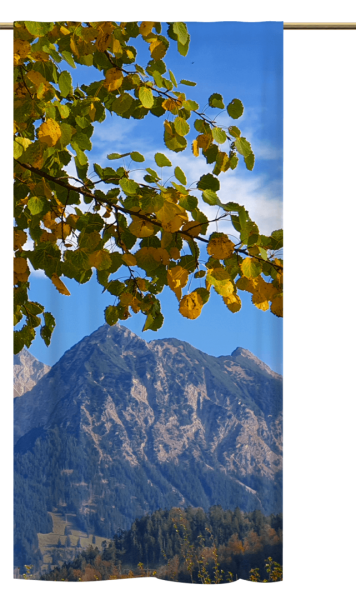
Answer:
167;266;189;300
136;278;147;291
51;273;70;296
129;217;156;238
38;119;62;147
104;68;124;92
206;268;234;297
224;293;242;313
156;201;188;233
42;211;58;230
181;221;202;238
161;231;173;249
271;294;283;317
162;98;180;114
26;72;46;88
40;231;57;243
112;37;122;55
31;50;50;62
14;39;31;59
53;222;71;239
70;36;79;57
207;234;235;260
14;257;28;274
179;291;204;320
14;230;27;250
139;21;155;37
251;292;269;312
89;102;96;121
192;140;199;157
66;214;80;229
15;270;29;283
122;254;137;266
236;276;258;293
60;25;71;35
240;257;262;279
88;250;112;270
150;39;167;60
169;247;180;260
95;23;115;51
152;248;170;265
196;134;212;151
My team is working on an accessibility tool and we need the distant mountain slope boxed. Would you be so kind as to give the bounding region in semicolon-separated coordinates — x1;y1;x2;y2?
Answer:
13;348;51;397
14;324;282;572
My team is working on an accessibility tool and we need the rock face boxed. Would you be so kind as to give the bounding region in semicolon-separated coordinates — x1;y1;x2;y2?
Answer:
13;348;51;397
14;324;282;566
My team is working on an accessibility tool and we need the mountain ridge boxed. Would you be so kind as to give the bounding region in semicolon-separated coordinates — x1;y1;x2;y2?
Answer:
14;323;282;571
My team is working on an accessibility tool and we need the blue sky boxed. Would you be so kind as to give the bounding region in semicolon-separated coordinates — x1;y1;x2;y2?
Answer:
24;22;283;373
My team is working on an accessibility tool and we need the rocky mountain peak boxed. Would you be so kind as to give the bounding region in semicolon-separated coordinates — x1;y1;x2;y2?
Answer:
13;348;51;397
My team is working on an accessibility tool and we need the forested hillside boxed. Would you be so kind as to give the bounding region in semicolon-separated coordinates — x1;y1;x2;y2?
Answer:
41;506;282;582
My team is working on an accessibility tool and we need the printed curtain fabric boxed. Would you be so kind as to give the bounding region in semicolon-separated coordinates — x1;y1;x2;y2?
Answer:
14;21;283;583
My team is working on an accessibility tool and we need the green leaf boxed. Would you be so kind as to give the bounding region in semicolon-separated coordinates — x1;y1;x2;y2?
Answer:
241;257;262;279
169;69;177;87
172;22;189;46
105;305;120;326
212;127;227;144
54;101;70;119
179;195;198;211
139;86;154;109
228;125;241;138
234;137;252;158
164;129;187;153
61;50;76;68
230;154;239;170
171;182;187;194
227;99;244;119
120;178;139;195
143;311;164;332
14;330;25;355
244;152;255;170
146;167;159;178
28;196;46;215
209;93;225;109
197;173;220;192
174;117;190;136
24;21;55;36
107;280;125;297
183;100;199;111
177;37;190;57
24;301;44;316
40;311;56;346
154;152;172;167
12;140;25;158
71;143;88;166
180;79;196;86
174;166;187;185
58;71;72;98
194;120;211;134
112;93;134;116
71;131;92;151
202;190;221;206
130;151;145;162
152;70;164;87
107;152;130;160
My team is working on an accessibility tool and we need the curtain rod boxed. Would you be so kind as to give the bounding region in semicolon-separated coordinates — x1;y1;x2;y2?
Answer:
1;22;356;30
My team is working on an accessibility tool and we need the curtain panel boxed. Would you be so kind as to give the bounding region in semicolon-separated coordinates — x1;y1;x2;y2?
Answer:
13;20;283;583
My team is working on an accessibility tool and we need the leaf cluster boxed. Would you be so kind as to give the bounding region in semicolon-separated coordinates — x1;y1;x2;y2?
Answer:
14;20;283;353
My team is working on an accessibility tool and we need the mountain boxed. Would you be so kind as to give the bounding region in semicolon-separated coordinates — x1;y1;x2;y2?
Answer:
14;324;282;573
13;348;51;397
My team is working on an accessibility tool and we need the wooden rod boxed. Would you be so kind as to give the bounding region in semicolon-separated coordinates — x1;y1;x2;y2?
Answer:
1;22;356;31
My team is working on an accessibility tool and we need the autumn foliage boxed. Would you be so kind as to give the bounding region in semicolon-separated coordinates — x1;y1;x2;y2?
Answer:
14;21;283;354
